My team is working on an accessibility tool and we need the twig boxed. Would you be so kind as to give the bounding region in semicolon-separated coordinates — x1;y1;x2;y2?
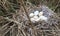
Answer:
1;22;12;29
2;24;16;36
20;0;34;28
54;0;60;12
1;16;21;26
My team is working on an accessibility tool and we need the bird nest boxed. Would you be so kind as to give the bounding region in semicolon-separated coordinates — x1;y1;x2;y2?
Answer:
16;5;60;36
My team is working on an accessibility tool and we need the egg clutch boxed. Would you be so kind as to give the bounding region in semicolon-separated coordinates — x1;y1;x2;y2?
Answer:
29;10;48;23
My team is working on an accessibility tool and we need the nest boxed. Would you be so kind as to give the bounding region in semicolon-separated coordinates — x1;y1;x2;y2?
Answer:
16;5;60;36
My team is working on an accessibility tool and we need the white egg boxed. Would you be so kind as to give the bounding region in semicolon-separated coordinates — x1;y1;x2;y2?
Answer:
39;16;48;21
35;18;40;22
39;11;43;16
30;15;39;22
29;13;34;18
34;11;39;16
30;18;35;23
33;16;39;19
33;16;39;22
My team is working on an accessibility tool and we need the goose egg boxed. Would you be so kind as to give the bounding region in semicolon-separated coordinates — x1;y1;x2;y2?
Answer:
39;11;43;16
33;16;39;19
39;16;48;21
30;18;35;23
34;11;39;16
29;13;34;17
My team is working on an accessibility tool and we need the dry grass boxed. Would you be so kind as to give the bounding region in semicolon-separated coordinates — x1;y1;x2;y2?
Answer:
0;0;60;36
